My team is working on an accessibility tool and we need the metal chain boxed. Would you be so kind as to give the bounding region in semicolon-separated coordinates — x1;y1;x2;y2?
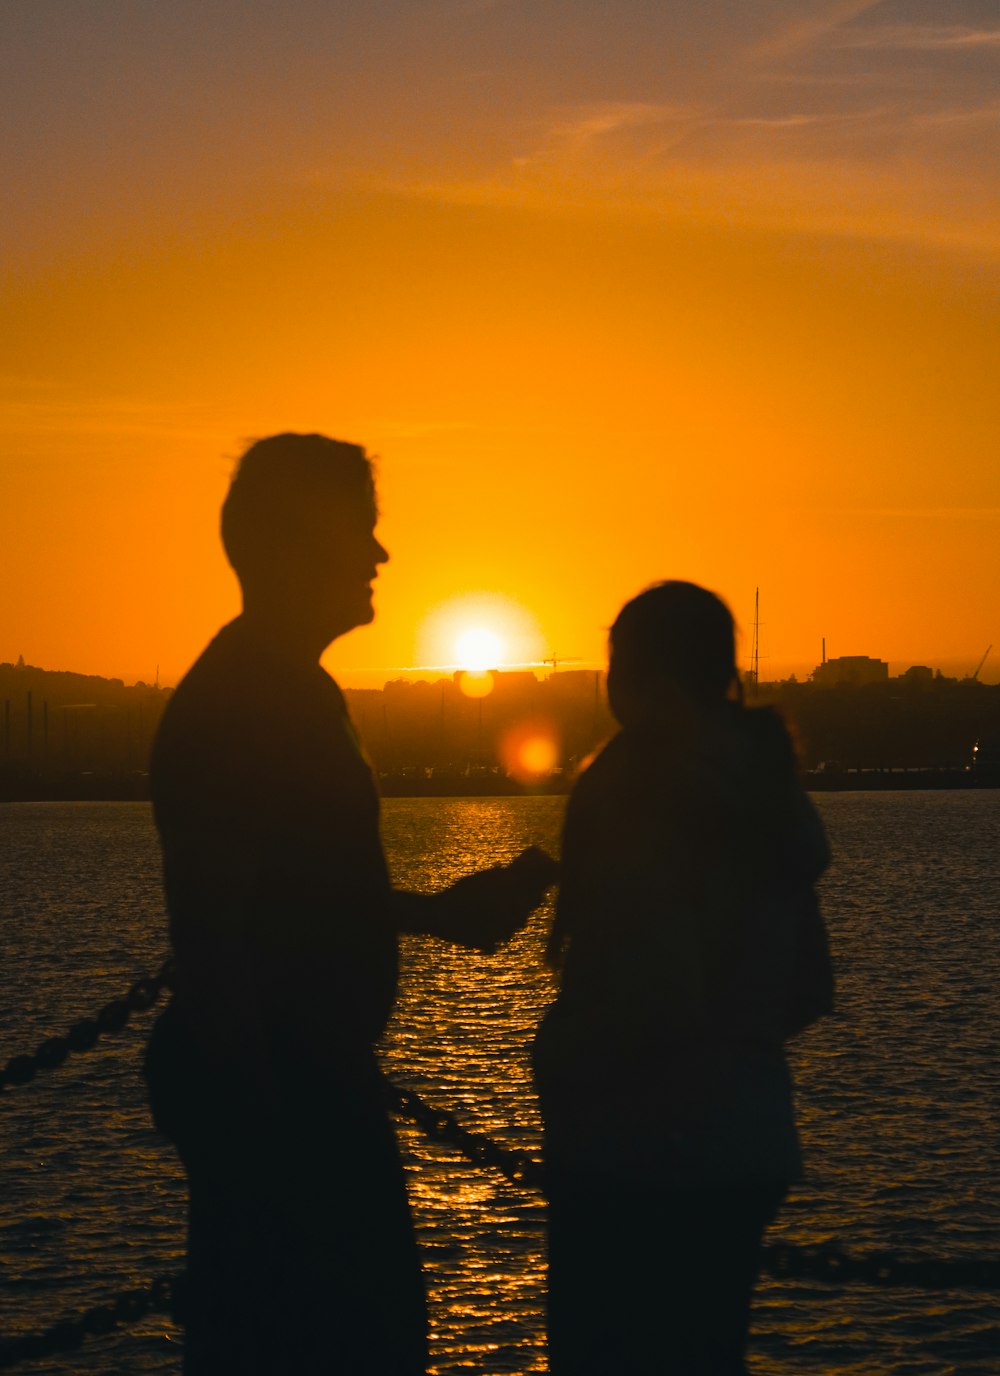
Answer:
382;1076;544;1191
0;960;175;1091
2;964;1000;1371
760;1244;1000;1291
383;1080;1000;1292
0;958;541;1178
2;1240;999;1373
0;1275;179;1371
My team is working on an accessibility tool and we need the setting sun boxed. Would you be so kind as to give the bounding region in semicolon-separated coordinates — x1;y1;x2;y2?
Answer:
454;627;504;672
417;595;545;675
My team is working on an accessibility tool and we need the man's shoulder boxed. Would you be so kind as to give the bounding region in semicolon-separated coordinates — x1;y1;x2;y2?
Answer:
168;618;245;688
155;625;242;741
152;623;359;800
162;621;343;724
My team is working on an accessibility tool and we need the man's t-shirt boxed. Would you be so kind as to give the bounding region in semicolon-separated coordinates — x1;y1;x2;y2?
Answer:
150;617;398;1096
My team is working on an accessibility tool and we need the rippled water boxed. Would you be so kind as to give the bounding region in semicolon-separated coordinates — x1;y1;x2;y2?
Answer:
1;794;999;1374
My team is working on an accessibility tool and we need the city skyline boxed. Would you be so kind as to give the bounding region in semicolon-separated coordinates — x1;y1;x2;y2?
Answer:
2;625;999;690
2;637;997;692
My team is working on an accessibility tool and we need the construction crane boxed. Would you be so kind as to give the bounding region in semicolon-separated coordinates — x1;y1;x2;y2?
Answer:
540;654;582;674
971;645;992;681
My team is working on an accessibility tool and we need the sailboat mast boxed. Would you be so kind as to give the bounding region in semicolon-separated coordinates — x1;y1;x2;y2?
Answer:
750;588;760;697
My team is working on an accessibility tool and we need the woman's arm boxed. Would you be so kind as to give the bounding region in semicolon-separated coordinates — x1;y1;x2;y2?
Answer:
392;846;557;952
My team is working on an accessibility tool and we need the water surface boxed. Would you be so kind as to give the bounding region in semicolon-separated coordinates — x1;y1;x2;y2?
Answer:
1;793;998;1373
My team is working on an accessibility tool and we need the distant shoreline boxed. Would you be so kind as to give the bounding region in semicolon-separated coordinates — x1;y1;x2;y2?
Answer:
0;767;995;803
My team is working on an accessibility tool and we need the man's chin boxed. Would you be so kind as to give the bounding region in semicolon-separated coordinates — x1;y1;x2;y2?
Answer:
336;593;375;635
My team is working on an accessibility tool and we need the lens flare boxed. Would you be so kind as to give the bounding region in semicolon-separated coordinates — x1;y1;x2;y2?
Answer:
457;669;495;699
499;720;561;783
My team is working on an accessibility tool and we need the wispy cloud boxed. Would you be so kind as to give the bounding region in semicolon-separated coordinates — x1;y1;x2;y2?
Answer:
834;25;1000;51
348;2;1000;260
0;374;62;394
722;108;891;130
828;507;1000;520
546;102;687;147
503;100;705;178
371;418;477;441
912;104;1000;135
445;0;513;13
0;382;217;441
744;0;886;66
728;114;824;129
373;151;1000;259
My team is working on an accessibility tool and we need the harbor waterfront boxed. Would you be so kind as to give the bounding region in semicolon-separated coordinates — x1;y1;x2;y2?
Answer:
1;793;998;1374
3;659;1000;801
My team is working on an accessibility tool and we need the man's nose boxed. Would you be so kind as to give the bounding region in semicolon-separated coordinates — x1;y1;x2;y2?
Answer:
373;536;389;565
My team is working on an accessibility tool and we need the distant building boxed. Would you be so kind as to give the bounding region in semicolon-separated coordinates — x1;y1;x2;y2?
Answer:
899;665;934;684
811;655;889;688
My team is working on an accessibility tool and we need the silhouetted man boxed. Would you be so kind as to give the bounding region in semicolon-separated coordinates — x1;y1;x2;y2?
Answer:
145;434;553;1374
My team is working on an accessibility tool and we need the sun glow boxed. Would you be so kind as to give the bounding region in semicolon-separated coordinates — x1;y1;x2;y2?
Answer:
417;594;545;673
454;626;504;671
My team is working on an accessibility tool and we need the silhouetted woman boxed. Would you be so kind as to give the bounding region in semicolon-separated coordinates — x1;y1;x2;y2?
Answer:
534;581;833;1375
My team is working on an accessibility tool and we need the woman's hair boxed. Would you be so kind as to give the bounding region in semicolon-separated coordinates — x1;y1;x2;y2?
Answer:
608;580;739;710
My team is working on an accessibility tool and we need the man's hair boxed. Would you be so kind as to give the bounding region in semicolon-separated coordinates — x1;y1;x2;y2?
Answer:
221;433;373;578
609;580;737;705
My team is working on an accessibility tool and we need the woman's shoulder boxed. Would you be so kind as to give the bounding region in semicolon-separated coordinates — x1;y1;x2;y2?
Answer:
568;731;653;804
738;703;794;755
564;730;686;854
709;704;796;790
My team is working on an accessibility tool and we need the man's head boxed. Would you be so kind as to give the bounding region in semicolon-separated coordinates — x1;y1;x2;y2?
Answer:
221;433;388;647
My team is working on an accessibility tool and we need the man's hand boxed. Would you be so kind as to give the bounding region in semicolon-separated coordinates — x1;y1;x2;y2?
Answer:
440;845;559;952
394;846;558;952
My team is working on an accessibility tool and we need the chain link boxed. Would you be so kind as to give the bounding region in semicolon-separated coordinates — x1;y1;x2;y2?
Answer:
760;1243;1000;1291
0;961;175;1091
0;1275;178;1371
383;1076;544;1190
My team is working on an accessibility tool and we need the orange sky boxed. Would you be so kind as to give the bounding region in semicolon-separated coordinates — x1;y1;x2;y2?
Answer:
3;1;998;686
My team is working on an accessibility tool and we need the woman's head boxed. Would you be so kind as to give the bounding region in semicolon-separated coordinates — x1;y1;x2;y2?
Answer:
607;581;738;725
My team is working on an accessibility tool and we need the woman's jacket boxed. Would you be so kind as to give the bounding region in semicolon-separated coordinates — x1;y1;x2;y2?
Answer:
533;703;833;1187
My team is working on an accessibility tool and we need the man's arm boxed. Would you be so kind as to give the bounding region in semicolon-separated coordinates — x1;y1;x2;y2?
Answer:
392;846;558;952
